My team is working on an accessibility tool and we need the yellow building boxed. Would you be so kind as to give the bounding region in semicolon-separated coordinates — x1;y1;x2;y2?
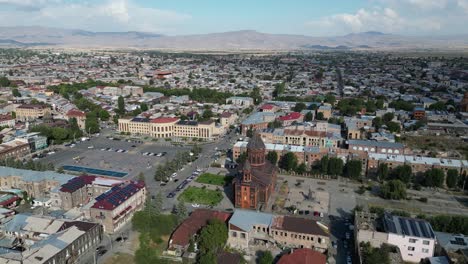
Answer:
15;104;51;121
118;117;223;140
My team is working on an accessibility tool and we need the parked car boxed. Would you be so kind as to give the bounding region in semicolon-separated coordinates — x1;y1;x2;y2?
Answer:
192;203;200;208
166;192;175;198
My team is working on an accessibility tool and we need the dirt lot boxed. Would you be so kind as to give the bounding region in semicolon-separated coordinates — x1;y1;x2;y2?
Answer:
402;134;467;159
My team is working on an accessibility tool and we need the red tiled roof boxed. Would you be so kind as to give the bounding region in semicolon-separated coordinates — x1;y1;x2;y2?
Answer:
150;117;180;123
170;209;231;247
220;112;232;118
67;109;86;117
278;249;326;264
60;175;96;193
91;182;145;211
278;112;302;121
260;104;275;110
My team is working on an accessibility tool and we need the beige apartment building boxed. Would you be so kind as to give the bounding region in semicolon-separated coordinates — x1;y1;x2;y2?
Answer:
260;127;342;148
15;104;51;121
0;167;73;199
88;182;146;233
227;210;330;253
118;117;223;140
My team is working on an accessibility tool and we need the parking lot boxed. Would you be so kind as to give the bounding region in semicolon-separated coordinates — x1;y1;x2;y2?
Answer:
40;133;190;179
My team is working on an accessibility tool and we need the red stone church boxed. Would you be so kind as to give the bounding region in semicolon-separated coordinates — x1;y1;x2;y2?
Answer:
233;133;277;209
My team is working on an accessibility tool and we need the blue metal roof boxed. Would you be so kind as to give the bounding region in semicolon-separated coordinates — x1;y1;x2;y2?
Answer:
229;209;273;232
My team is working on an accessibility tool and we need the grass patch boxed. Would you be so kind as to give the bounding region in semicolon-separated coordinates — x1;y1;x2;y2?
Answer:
178;186;223;205
104;253;135;264
196;173;234;186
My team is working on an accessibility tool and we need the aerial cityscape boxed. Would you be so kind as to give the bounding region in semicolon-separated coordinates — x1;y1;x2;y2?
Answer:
0;1;467;264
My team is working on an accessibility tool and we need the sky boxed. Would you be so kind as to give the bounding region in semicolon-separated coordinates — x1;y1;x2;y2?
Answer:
0;0;468;36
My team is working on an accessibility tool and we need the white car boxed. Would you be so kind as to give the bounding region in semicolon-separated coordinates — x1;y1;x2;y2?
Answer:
48;151;55;155
191;203;200;208
88;146;94;149
171;173;178;178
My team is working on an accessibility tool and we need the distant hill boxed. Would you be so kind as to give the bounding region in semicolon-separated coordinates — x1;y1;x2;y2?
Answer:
0;26;467;50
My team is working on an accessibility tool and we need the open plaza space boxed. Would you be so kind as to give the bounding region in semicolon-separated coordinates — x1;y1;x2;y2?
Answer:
41;132;191;179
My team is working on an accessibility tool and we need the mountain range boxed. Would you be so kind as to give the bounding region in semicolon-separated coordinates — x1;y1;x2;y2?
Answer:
0;26;467;50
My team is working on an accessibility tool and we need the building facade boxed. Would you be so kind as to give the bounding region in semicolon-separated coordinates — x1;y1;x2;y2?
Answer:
15;104;51;121
118;117;223;140
0;139;31;160
88;181;146;233
233;133;277;209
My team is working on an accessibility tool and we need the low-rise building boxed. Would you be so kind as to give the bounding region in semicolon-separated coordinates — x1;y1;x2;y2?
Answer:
348;140;405;155
0;114;15;128
0;139;31;160
277;112;303;126
88;181;146;233
355;211;436;263
317;105;332;119
260;127;342;148
59;175;123;210
0;166;73;199
227;210;329;253
366;153;467;177
227;96;254;108
66;109;87;130
277;248;326;264
15;104;51;121
0;214;103;264
240;112;276;135
220;112;238;128
167;209;231;255
18;132;48;152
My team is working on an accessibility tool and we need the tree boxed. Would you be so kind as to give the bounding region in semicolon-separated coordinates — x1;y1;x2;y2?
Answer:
296;163;307;174
372;117;383;130
446;169;459;189
140;102;148;112
198;219;228;256
85;116;100;134
279;152;298;172
250;87;262;105
258;251;274;264
382;113;395;123
117;96;125;114
304;111;313;122
11;111;16;119
316;112;325;120
137;172;145;182
12;88;21;97
267;120;282;129
266;151;278;165
386;121;401;133
377;163;389;181
202;109;213;120
324;94;336;105
99;109;110;121
293;102;306;112
176;199;188;223
360;242;391;264
424;168;445;188
0;76;10;87
320;156;329;175
328;157;344;176
381;180;407;200
246;127;254;138
345;160;362;180
391;165;412;183
236;152;248;164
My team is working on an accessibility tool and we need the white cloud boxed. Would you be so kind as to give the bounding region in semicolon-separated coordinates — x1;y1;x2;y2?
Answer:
404;0;448;9
457;0;468;13
305;1;468;36
0;0;191;33
306;8;406;35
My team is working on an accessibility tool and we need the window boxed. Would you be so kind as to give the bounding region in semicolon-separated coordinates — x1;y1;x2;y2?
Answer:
240;233;246;239
409;238;417;243
422;248;429;253
408;246;415;251
423;240;430;245
231;231;237;237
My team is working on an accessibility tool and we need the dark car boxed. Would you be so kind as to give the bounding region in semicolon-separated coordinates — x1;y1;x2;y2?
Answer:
97;249;107;256
167;192;175;198
96;246;105;252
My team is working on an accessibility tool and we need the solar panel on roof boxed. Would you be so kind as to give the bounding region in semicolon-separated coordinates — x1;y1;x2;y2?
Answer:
409;220;420;237
399;218;409;235
418;222;430;238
